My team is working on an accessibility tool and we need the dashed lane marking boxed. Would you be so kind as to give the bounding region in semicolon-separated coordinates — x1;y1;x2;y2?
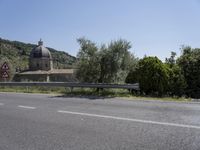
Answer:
57;110;200;130
0;103;4;106
18;105;36;109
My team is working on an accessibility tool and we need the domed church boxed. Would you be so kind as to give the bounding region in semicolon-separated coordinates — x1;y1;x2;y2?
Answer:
14;39;75;82
29;39;53;71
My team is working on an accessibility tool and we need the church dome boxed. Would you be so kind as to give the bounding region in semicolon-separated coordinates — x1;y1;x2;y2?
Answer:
29;39;53;71
30;39;52;59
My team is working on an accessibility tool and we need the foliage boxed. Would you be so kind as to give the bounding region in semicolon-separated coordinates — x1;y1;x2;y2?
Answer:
126;56;169;96
76;38;100;83
125;69;139;84
165;52;187;97
126;52;187;97
48;47;76;69
0;38;76;72
98;40;136;83
165;51;176;67
76;38;137;83
0;57;15;82
167;64;187;97
177;46;200;98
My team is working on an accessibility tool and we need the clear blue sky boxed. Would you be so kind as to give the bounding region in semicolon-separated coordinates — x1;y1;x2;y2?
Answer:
0;0;200;60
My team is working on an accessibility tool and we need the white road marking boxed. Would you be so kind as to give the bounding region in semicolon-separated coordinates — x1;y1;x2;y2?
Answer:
0;103;4;106
57;110;200;130
18;105;36;109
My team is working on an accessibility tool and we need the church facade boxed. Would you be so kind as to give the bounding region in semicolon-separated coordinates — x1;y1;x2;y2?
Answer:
14;40;75;82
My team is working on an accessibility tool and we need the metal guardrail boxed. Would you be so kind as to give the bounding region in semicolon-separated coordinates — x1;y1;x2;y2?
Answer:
0;82;140;90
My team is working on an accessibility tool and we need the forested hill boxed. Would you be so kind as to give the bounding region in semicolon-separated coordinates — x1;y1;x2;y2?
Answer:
0;38;77;70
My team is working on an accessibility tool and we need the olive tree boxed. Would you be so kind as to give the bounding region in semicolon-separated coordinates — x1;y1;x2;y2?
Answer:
76;38;137;83
76;38;100;83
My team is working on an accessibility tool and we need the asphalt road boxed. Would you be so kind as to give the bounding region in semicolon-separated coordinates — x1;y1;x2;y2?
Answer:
0;92;200;150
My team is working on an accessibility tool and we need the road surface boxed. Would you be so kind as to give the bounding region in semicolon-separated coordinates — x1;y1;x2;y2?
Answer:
0;92;200;150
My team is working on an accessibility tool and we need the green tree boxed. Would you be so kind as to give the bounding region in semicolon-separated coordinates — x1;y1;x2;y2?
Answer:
125;61;139;84
98;40;134;83
165;51;176;67
165;52;187;97
76;38;100;83
167;65;187;97
137;56;169;96
76;38;137;83
177;46;200;98
125;69;139;84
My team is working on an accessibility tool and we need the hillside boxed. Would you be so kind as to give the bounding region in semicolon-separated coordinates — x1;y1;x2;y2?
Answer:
0;38;77;70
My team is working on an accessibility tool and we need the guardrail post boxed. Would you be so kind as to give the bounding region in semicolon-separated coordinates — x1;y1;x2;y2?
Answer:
70;87;73;93
26;86;29;93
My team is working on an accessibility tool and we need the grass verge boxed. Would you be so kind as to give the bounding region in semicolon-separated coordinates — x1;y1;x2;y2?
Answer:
0;86;191;102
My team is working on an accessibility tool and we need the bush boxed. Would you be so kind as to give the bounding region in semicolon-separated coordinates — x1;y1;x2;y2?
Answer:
126;56;169;96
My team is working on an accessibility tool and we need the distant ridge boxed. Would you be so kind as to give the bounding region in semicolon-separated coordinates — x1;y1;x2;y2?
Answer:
0;38;76;70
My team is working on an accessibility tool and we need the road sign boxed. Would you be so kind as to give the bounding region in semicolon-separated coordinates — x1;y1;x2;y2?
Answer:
2;71;9;78
1;62;9;70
